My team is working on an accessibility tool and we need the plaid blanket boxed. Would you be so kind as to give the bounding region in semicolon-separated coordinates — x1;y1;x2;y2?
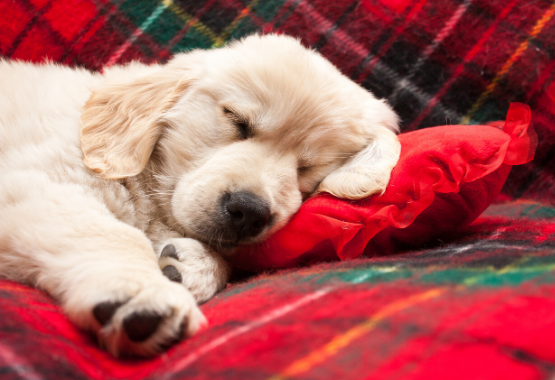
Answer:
1;0;555;378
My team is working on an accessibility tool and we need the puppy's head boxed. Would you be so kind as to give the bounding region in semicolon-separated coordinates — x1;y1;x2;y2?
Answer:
81;34;400;253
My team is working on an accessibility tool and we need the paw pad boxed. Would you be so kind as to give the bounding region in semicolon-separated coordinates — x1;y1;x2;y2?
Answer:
160;244;179;260
93;300;127;326
162;265;182;283
123;311;163;342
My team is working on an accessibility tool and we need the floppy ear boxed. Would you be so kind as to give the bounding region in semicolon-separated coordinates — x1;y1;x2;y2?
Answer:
317;127;401;200
80;65;192;179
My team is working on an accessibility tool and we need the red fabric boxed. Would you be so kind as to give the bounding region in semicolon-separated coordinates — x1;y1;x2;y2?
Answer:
231;103;537;271
1;1;555;378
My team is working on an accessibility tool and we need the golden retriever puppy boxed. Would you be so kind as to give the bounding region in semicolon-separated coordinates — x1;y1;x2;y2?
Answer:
0;34;400;356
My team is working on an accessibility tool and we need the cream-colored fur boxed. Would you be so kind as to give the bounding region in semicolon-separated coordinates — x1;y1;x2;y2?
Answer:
0;34;400;357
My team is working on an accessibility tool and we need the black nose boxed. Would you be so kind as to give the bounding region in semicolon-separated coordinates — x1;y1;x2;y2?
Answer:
222;191;271;240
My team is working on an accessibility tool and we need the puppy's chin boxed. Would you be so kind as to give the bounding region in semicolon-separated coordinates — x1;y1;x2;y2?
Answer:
201;238;239;257
180;226;271;256
177;216;287;256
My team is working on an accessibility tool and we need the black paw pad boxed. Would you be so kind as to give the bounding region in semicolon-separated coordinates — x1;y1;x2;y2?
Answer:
161;245;179;260
123;311;163;342
93;300;126;326
162;265;182;283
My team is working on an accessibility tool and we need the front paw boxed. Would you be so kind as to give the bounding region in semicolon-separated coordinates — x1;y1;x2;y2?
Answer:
84;279;205;357
99;281;206;356
158;238;231;303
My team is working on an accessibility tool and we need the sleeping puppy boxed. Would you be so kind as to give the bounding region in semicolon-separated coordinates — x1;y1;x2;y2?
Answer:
0;34;400;356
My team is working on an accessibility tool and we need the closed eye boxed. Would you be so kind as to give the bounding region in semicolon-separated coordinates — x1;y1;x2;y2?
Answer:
224;108;252;140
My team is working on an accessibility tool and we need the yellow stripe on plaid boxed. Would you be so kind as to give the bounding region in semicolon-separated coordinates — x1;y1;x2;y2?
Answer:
216;0;259;47
164;0;218;43
462;263;555;286
268;288;446;380
165;0;258;48
461;1;555;124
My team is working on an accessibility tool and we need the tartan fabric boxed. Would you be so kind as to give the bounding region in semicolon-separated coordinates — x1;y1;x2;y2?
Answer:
1;0;555;379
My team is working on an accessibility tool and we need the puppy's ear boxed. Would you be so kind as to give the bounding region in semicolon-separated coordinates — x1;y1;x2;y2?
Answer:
317;127;401;200
80;63;192;179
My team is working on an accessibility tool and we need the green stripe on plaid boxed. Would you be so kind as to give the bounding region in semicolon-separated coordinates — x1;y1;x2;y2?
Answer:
307;253;555;288
171;27;214;52
119;0;162;26
2;1;555;378
146;7;183;45
252;0;287;21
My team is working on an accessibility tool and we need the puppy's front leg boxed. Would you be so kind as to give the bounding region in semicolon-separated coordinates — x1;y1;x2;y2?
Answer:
156;238;232;304
147;221;232;303
0;182;205;357
318;127;401;199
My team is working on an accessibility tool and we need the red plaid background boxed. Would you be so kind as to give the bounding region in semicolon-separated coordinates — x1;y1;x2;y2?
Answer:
1;0;555;379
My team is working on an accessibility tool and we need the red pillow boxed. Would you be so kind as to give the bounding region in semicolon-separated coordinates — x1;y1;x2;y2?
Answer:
230;103;537;271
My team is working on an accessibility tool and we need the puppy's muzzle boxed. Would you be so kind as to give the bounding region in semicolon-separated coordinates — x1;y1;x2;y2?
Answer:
221;191;271;241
